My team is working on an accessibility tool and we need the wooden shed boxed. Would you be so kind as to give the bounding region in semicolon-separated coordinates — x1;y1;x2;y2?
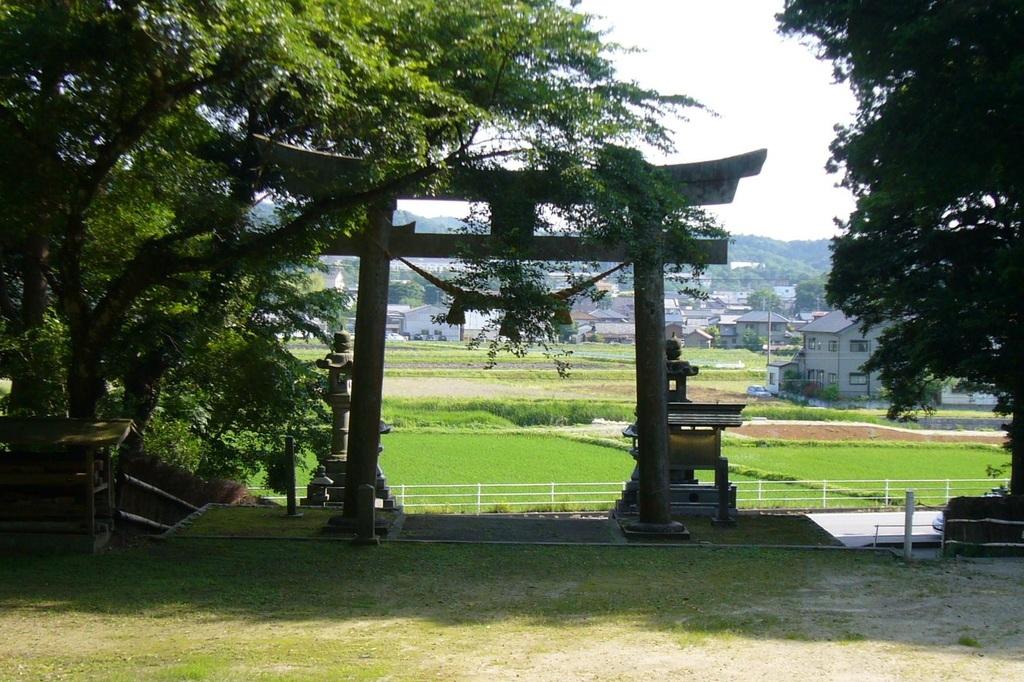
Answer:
0;418;133;553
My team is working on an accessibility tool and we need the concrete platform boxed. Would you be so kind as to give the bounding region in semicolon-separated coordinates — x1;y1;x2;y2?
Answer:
806;510;941;548
396;513;624;544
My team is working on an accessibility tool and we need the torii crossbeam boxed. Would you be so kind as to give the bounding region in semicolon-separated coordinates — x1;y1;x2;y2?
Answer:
260;139;766;534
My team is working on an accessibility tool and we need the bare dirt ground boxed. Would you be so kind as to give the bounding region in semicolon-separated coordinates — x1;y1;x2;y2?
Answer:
733;421;1007;445
562;419;1005;445
432;559;1024;682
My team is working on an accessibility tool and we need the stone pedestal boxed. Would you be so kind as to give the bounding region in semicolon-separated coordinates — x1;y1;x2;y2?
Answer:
317;464;399;511
304;440;400;512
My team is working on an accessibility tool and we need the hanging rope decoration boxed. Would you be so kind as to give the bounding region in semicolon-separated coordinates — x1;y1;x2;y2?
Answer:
392;254;630;333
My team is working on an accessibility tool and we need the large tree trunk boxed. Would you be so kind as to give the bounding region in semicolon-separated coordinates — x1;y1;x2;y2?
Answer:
7;235;53;415
67;339;105;419
120;348;172;460
19;234;48;328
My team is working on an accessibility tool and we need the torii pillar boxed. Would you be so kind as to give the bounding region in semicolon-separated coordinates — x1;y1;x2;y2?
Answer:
342;200;394;517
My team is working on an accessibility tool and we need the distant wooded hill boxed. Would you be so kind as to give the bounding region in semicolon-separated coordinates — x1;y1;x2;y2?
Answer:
707;234;831;289
391;211;831;287
728;234;832;272
392;210;467;233
319;209;830;290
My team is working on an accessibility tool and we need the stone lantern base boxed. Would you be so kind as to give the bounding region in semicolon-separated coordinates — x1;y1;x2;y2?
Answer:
302;462;400;511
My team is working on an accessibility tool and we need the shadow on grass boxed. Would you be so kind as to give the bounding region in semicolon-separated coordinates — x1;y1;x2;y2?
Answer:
0;534;1020;659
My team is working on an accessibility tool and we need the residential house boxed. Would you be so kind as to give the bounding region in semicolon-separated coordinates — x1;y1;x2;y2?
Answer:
570;310;598;324
772;285;796;304
710;291;745;306
665;323;713;350
609;294;635;318
588;322;635;343
683;311;720;327
401;304;460;341
682;328;713;350
664;309;686;325
767;359;800;395
715;314;740;348
735;311;790;343
588;308;631;323
795;310;885;398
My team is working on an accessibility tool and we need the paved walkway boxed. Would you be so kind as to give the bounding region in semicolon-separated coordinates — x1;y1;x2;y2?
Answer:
396;512;625;543
806;510;942;548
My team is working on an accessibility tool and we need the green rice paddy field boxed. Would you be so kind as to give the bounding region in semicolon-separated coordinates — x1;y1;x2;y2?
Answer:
256;431;1009;511
377;432;1007;485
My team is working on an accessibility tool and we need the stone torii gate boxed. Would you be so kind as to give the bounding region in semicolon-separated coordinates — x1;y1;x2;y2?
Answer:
261;140;765;534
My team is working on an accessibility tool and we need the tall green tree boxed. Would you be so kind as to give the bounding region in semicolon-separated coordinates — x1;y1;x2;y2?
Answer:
747;288;782;313
780;0;1024;493
739;328;765;353
0;1;707;483
388;280;426;307
0;0;683;416
794;274;827;313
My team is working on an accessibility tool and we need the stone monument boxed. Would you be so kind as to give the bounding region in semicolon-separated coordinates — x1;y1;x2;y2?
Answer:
617;337;744;534
306;331;399;512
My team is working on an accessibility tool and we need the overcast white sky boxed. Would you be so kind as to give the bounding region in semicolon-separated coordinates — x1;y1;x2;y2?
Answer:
401;0;857;242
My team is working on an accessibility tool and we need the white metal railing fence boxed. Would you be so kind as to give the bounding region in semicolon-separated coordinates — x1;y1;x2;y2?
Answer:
393;482;624;512
735;478;1008;509
250;478;1008;512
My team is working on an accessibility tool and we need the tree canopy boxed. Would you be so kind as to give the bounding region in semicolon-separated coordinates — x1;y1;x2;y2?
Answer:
780;0;1024;493
794;274;826;314
746;288;782;313
1;0;713;482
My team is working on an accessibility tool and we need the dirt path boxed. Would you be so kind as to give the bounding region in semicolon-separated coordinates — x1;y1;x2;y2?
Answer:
559;419;1005;445
734;420;1006;444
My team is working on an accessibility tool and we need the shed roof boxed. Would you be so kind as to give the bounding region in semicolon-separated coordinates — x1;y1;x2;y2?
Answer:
0;418;135;448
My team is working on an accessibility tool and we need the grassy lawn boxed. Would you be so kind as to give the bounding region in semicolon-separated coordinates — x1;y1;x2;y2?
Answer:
724;441;1007;482
1;540;1020;680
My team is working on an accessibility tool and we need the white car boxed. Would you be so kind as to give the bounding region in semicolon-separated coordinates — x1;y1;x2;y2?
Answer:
385;333;407;341
746;385;772;398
